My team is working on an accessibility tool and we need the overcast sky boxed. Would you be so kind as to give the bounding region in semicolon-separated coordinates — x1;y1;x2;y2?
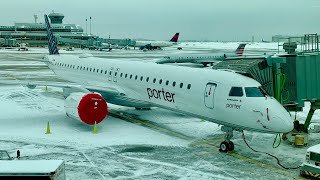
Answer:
1;0;319;41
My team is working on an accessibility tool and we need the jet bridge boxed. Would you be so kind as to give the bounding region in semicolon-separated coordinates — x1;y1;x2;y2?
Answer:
212;34;320;132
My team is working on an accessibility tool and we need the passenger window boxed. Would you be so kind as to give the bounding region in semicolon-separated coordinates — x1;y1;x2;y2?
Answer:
105;70;107;74
140;76;143;81
120;73;123;77
153;78;156;83
229;87;243;97
180;83;183;88
135;75;138;80
93;68;95;72
146;77;149;82
130;74;132;79
159;79;162;84
101;70;103;73
109;71;112;75
125;74;128;78
115;72;118;76
187;84;191;89
245;87;265;97
173;81;176;87
166;80;169;85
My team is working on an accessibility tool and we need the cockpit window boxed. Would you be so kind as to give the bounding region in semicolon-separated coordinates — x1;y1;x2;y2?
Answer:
245;87;266;97
229;87;243;97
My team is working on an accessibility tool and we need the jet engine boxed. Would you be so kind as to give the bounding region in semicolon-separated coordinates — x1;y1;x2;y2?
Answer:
65;92;108;125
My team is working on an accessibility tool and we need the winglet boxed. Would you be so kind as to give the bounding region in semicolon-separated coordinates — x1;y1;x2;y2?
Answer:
169;33;180;42
44;14;59;55
235;43;246;56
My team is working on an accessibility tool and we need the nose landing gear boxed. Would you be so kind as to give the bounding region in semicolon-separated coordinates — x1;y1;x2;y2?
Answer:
219;126;235;152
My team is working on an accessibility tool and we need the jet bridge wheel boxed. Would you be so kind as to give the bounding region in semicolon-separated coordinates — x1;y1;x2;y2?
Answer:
219;141;234;152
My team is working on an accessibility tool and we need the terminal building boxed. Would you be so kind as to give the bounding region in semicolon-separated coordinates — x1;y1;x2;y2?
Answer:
0;12;135;48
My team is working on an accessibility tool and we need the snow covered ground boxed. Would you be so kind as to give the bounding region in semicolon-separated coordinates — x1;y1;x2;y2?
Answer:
0;43;319;179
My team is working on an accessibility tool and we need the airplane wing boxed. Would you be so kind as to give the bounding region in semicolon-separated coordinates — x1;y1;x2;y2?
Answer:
0;79;122;96
193;59;222;64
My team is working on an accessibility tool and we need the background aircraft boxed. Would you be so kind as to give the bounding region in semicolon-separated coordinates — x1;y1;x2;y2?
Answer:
156;43;246;66
135;33;180;50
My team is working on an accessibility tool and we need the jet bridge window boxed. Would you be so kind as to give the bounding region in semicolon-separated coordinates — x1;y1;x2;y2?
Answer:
245;87;265;97
229;87;243;97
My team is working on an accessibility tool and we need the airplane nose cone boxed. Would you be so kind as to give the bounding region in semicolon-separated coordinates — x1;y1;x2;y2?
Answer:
273;114;294;133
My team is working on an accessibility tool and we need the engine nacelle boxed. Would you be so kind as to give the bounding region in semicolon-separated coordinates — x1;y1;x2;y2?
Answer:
65;92;108;125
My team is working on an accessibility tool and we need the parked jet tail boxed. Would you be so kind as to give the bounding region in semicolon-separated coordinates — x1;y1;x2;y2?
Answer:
44;14;59;55
235;43;246;56
169;33;180;42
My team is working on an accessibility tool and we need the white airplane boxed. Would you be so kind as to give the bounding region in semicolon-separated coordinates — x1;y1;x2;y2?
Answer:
134;33;180;50
156;44;246;66
2;15;293;152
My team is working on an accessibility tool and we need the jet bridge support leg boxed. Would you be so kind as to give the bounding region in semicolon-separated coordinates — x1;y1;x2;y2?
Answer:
219;126;234;152
303;100;320;132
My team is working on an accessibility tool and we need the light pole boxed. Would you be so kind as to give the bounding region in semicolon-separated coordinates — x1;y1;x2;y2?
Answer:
86;18;87;34
90;17;92;34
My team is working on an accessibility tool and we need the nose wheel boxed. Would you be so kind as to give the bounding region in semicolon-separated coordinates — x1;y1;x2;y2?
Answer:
219;141;234;152
219;126;235;153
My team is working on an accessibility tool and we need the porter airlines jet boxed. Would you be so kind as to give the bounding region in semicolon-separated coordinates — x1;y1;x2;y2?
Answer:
36;15;293;152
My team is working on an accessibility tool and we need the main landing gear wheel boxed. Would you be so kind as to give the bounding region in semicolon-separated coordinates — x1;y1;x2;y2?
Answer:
219;141;234;152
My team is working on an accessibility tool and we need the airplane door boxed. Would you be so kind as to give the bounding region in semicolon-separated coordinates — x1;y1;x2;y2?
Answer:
204;83;216;109
108;67;114;81
113;68;119;82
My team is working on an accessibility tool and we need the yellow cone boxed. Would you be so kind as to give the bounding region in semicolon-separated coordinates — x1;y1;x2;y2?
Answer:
93;121;98;134
45;86;48;91
45;121;51;134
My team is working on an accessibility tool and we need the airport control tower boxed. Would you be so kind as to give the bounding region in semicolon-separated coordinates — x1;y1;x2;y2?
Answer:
48;12;64;24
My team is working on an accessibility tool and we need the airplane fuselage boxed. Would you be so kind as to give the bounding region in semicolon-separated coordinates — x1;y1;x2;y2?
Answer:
46;54;293;133
135;41;177;48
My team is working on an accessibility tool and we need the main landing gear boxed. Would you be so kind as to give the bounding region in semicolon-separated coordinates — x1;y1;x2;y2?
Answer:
219;126;234;153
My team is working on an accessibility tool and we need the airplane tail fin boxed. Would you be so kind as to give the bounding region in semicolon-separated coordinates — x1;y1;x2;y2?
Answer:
44;14;59;55
235;43;246;56
169;33;180;42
